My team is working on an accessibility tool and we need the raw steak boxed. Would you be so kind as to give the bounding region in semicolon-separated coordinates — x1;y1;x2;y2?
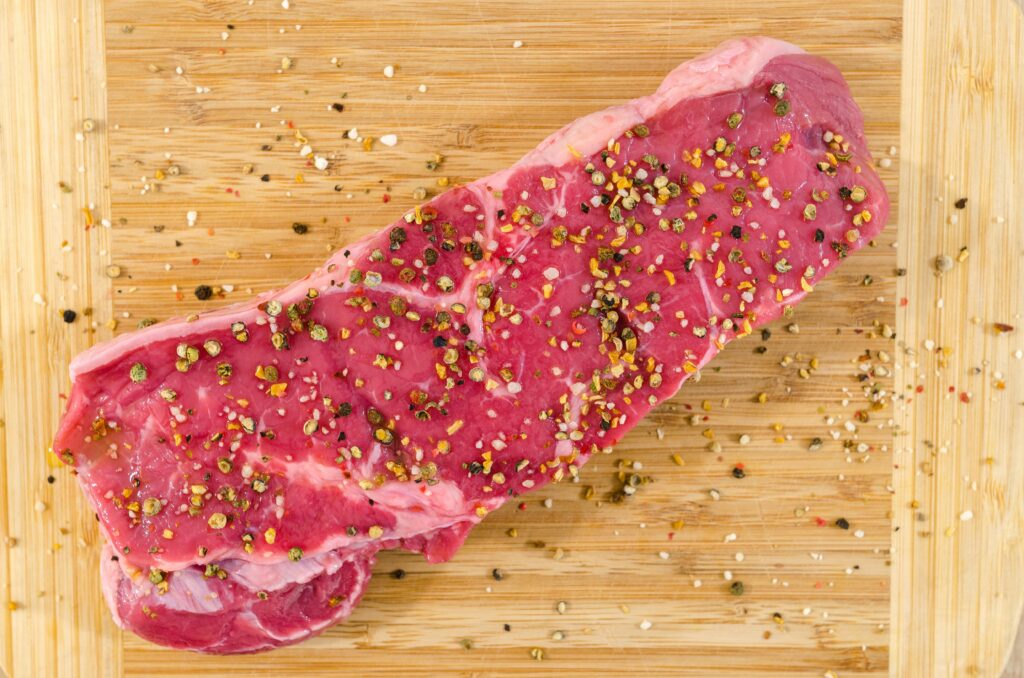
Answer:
53;36;889;653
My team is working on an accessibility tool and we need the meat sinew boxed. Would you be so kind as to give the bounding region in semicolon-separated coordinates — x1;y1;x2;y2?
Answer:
54;37;888;653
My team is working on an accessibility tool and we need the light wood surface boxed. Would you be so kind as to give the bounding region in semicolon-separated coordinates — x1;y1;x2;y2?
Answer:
0;1;122;677
892;1;1024;677
0;1;1017;677
103;3;901;675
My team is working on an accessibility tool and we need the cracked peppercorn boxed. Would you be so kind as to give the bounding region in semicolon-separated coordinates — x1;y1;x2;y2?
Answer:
194;285;213;301
62;309;77;323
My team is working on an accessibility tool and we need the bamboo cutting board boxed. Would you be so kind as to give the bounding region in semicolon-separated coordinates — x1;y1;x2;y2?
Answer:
0;1;1021;676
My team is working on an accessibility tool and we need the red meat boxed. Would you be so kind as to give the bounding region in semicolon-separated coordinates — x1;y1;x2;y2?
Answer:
54;37;888;653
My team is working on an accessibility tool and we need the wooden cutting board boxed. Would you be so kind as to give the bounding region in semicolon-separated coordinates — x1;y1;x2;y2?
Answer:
0;1;1020;676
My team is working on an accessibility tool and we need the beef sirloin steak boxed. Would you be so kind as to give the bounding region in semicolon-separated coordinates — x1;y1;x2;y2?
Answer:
53;37;888;653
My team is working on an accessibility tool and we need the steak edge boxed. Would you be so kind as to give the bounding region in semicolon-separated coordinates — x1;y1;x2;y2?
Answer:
53;36;888;653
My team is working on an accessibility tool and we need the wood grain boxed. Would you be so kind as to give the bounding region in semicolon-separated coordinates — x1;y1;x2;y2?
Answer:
892;1;1024;676
104;2;903;675
0;0;1015;676
0;1;122;677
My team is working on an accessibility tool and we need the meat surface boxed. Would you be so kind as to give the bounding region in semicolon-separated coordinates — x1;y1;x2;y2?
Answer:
53;36;888;653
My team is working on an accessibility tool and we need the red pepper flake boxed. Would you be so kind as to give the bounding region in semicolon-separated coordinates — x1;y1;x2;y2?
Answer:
192;258;201;265
959;392;971;404
286;120;294;129
207;228;215;236
175;292;185;301
225;187;233;193
571;320;588;335
899;297;909;307
667;532;675;540
517;502;527;511
948;386;955;393
915;385;924;393
344;216;352;223
381;194;391;203
814;517;827;527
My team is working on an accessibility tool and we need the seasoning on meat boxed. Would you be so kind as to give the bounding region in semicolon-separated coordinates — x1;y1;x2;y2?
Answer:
52;37;889;654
